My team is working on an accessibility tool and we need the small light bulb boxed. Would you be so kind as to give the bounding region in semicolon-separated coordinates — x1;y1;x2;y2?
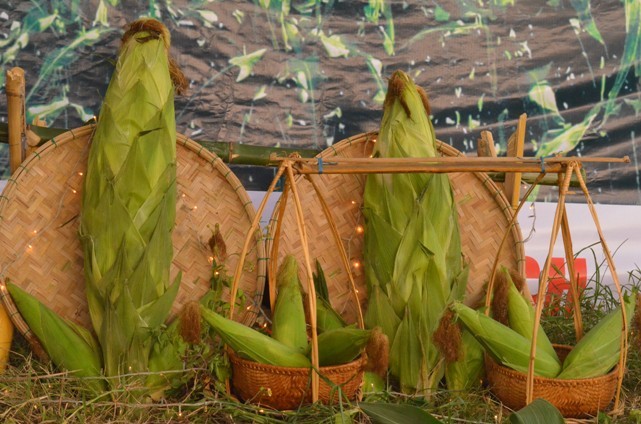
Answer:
78;172;83;176
71;189;77;194
352;260;361;269
355;225;364;234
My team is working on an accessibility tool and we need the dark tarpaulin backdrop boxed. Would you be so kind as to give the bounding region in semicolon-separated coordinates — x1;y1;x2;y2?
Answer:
0;0;639;204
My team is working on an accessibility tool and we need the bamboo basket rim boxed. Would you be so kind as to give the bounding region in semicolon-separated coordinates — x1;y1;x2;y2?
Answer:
0;124;266;354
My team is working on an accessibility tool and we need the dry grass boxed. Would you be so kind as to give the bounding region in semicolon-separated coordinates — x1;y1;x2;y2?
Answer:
2;271;641;423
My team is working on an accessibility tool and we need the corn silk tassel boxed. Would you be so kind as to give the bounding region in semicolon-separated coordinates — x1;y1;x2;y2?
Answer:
363;70;469;394
79;18;187;384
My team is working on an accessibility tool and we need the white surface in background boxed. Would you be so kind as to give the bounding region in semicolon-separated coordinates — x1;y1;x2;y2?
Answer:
0;180;5;193
518;202;641;295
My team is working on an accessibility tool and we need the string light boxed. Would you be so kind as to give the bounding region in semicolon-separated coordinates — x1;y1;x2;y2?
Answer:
355;225;364;234
351;200;357;205
352;260;361;269
71;189;77;194
78;172;83;176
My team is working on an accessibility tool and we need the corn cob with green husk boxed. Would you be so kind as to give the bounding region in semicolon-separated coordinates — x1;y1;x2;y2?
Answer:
434;309;484;391
271;255;309;353
313;260;347;332
316;327;372;366
199;305;311;367
79;18;186;384
451;302;561;378
557;291;636;379
498;267;561;366
363;70;468;394
6;282;106;394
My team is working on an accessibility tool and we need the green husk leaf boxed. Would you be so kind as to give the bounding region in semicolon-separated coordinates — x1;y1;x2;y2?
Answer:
509;398;565;424
359;402;443;424
557;292;636;379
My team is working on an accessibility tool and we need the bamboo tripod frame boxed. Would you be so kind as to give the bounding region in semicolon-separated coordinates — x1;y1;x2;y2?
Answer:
272;154;630;411
478;161;628;412
228;158;364;403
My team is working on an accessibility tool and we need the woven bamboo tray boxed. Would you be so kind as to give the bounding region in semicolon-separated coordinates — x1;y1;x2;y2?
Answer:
0;125;265;344
268;132;525;322
485;345;618;418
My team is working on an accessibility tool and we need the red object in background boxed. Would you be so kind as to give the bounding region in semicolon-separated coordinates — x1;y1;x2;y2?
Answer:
526;256;587;311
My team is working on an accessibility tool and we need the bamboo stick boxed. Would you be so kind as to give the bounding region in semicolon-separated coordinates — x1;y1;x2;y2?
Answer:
285;162;319;402
305;174;365;329
573;166;628;412
560;205;583;340
6;67;26;173
526;163;575;404
268;179;290;312
484;173;547;313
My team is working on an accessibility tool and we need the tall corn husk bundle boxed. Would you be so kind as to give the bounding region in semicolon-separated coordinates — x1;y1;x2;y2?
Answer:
79;18;186;381
363;70;468;394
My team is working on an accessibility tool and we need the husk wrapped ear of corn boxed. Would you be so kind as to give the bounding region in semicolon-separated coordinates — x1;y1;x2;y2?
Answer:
79;19;184;382
313;261;347;333
199;305;311;368
557;291;636;379
271;255;309;353
501;267;561;366
6;282;106;394
451;302;561;378
316;327;372;366
363;70;468;394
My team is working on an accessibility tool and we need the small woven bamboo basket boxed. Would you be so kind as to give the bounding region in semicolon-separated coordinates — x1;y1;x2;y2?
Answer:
485;345;618;418
268;131;526;322
226;158;366;410
0;125;266;355
482;160;628;418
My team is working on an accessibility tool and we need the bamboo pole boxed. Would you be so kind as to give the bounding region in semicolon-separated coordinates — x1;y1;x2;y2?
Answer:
504;113;527;210
6;67;26;173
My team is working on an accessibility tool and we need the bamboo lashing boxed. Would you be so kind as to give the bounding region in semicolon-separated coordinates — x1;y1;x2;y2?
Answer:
6;67;26;173
477;130;498;157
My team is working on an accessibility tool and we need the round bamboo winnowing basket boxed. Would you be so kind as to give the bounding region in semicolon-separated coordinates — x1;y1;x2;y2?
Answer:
0;125;265;345
268;132;525;323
